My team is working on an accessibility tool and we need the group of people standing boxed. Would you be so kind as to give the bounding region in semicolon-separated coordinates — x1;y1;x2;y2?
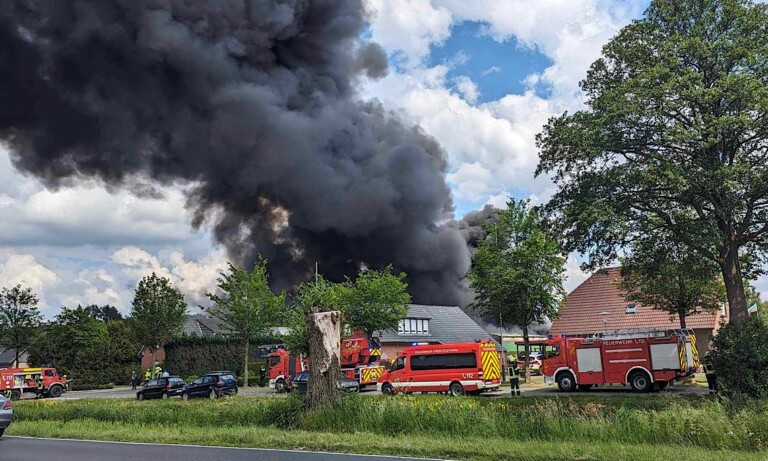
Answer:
130;366;169;390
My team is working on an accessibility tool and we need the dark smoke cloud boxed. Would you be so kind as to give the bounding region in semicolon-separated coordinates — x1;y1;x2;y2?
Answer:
0;0;474;304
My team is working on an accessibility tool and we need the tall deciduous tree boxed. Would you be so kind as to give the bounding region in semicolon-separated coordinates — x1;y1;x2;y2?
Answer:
536;0;768;328
340;266;411;338
0;285;43;367
619;240;725;329
129;273;187;376
87;305;123;324
468;200;566;381
206;259;285;388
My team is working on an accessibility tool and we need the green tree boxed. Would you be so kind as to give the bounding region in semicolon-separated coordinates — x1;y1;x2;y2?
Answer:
619;240;725;329
468;200;566;381
284;276;344;355
536;0;768;328
206;258;285;388
0;285;43;367
339;266;411;337
129;273;187;376
87;304;123;323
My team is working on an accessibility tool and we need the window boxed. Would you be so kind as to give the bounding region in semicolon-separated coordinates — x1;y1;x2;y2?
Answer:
193;377;204;385
147;379;159;387
410;352;477;371
45;370;55;377
203;376;216;384
543;345;560;360
626;304;637;315
391;356;406;371
398;318;429;335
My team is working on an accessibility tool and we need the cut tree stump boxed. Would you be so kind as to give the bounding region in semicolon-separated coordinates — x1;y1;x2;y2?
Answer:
306;310;342;410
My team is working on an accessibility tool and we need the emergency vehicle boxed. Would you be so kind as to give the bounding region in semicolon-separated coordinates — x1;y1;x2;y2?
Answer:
0;367;69;401
377;341;502;396
267;336;387;391
541;329;700;392
267;349;307;393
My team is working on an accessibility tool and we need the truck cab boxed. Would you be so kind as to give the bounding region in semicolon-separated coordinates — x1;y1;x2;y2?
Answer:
267;349;306;393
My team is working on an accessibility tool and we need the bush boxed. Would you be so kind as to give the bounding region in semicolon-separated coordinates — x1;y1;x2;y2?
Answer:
710;316;768;399
185;376;198;384
164;335;279;378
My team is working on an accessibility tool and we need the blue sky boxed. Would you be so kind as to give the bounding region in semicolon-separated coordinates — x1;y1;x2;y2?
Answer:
0;0;765;314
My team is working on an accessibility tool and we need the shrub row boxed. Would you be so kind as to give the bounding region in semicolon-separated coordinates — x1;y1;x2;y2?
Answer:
163;334;281;378
14;394;768;451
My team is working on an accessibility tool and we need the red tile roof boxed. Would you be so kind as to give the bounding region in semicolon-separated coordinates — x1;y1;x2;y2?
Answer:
549;268;725;335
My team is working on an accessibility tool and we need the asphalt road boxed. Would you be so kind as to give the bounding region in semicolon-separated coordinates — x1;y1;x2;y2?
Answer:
23;380;706;401
0;437;439;461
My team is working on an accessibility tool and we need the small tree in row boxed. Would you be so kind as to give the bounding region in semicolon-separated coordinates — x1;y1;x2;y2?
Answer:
0;285;43;368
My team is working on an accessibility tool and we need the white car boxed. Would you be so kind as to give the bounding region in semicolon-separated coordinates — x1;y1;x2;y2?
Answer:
0;394;12;437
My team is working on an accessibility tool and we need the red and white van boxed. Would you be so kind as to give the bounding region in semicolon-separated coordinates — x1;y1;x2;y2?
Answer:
377;341;502;396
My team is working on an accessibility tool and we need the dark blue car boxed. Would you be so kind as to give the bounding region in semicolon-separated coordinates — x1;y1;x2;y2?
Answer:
137;377;186;400
181;372;238;400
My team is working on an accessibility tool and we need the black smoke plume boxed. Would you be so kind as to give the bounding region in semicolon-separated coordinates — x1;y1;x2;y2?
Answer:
0;0;474;304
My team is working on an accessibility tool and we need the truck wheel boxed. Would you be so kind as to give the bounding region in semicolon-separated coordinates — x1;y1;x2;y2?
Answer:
556;372;577;392
48;385;63;398
629;371;652;392
449;382;465;396
275;379;286;393
381;383;395;395
10;390;21;401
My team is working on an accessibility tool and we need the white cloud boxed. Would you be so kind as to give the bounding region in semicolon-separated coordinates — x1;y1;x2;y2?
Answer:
365;0;453;66
484;191;510;209
454;75;480;104
0;252;58;308
482;66;501;76
563;254;590;293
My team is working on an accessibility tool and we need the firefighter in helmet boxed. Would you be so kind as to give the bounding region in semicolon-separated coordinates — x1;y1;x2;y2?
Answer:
36;375;45;397
154;366;162;379
509;360;521;396
144;367;151;383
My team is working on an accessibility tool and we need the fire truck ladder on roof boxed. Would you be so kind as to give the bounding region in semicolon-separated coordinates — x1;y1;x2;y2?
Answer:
590;327;695;340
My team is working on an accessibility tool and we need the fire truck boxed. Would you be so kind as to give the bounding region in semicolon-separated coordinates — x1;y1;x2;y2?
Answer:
377;341;502;395
0;367;69;401
267;336;387;392
267;349;307;393
541;329;700;392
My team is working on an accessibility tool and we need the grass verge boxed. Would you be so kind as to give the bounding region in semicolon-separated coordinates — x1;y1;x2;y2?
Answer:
7;419;765;461
10;394;768;460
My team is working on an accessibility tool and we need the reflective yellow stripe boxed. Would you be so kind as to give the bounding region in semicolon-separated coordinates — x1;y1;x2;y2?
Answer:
480;343;501;380
360;366;385;383
370;348;382;356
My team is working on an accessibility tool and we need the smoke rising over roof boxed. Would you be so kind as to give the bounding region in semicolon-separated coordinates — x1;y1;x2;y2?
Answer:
0;0;474;304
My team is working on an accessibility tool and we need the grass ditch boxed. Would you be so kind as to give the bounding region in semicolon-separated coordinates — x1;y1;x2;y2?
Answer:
9;394;768;458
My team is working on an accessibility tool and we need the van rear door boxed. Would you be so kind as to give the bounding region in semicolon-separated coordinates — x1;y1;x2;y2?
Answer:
479;343;501;385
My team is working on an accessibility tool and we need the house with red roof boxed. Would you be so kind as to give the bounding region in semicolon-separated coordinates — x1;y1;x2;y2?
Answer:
549;268;728;354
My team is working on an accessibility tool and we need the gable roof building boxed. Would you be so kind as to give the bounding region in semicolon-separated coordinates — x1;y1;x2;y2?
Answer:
374;304;499;359
549;268;727;353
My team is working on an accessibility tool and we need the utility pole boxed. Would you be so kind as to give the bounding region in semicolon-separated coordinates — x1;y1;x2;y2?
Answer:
315;262;319;286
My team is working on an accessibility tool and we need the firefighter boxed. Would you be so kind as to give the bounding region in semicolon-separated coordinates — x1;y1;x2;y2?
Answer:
144;367;151;383
36;376;45;397
703;357;717;395
259;367;267;387
510;361;520;396
154;366;162;379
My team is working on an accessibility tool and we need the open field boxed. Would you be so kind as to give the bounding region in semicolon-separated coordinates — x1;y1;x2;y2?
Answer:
7;393;768;460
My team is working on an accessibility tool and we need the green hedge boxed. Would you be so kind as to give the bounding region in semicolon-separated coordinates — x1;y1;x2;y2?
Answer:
164;334;282;378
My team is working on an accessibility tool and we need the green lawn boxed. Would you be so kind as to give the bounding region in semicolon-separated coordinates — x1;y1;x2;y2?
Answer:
8;394;768;461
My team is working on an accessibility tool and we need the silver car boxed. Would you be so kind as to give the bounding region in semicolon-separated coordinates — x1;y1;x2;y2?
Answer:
0;394;12;437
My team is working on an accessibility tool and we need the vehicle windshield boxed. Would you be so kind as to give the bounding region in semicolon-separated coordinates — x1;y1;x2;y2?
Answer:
543;345;560;360
390;356;406;371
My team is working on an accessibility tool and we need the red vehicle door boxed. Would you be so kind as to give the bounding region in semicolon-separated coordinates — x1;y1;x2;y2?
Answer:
388;355;408;391
575;346;604;385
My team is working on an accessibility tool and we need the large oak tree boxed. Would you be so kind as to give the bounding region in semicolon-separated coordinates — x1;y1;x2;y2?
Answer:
537;0;768;327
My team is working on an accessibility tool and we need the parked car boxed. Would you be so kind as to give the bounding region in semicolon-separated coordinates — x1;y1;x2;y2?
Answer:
181;371;238;400
136;376;186;400
0;394;13;437
516;352;543;375
291;371;359;394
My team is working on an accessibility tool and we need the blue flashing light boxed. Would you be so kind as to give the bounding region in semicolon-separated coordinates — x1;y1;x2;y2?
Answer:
561;334;567;338
547;334;553;339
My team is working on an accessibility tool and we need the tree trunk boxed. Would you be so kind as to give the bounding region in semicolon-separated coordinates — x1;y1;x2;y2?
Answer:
523;325;530;384
679;308;687;329
306;311;342;410
721;243;748;328
150;349;156;378
14;349;20;368
243;339;249;389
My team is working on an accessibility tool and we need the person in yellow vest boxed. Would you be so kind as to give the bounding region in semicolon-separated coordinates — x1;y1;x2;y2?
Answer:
703;358;717;395
509;361;520;396
154;366;162;378
36;376;45;397
144;367;151;383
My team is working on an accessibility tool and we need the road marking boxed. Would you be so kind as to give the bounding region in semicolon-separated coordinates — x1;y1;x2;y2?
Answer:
4;436;451;461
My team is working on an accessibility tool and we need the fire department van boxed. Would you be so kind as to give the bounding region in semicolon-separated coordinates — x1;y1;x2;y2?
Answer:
377;341;502;396
541;329;699;392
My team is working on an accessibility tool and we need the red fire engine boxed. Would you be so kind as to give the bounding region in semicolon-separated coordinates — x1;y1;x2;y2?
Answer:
267;349;307;392
541;329;700;392
267;336;387;392
0;367;69;401
377;341;502;396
